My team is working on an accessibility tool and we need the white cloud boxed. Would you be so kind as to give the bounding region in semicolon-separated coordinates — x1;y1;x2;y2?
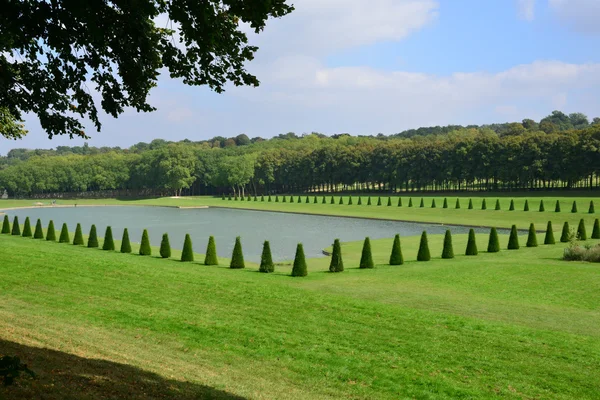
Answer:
517;0;536;21
549;0;600;33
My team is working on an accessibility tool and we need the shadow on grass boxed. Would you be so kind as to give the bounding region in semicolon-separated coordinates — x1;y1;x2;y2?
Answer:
0;339;245;400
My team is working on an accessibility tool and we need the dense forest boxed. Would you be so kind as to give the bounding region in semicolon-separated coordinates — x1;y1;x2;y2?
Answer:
1;111;599;198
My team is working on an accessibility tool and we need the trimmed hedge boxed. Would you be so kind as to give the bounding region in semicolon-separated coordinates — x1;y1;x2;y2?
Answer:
555;200;561;212
159;233;171;258
378;197;382;206
455;198;460;209
592;219;600;239
507;225;520;250
544;221;555;245
509;199;515;211
359;237;374;269
73;223;84;245
419;198;424;208
443;198;448;209
398;197;402;207
204;236;219;265
431;199;436;208
358;197;362;205
1;215;10;234
291;243;308;277
259;241;275;273
46;220;56;241
571;201;578;213
11;216;20;236
34;219;44;239
526;223;538;247
524;200;529;211
487;227;500;253
389;234;404;265
330;196;334;205
465;229;478;256
367;197;372;206
348;196;353;205
139;229;152;255
539;200;545;212
408;198;412;207
230;236;245;269
59;223;70;243
387;197;392;207
417;231;431;261
481;199;487;210
441;230;454;259
468;199;473;210
103;226;115;250
88;225;99;248
495;199;501;210
120;228;132;253
329;238;344;272
339;196;344;205
589;201;595;214
181;234;194;262
560;222;570;243
577;219;587;241
22;217;32;237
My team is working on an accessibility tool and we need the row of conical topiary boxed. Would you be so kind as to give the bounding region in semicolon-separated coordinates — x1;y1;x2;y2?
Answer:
222;194;595;214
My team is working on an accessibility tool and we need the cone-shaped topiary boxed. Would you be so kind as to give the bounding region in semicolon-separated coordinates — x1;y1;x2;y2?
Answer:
487;227;500;253
204;236;218;265
571;201;578;213
524;200;529;211
222;193;225;200
330;196;334;204
417;231;431;261
577;219;587;241
389;234;404;265
254;196;258;202
46;220;56;241
443;198;448;208
408;197;412;207
560;222;570;243
322;196;326;204
368;197;372;206
282;196;286;203
544;221;555;245
262;195;265;202
387;197;392;207
305;195;309;203
22;217;32;237
329;239;344;272
314;196;318;204
339;196;344;205
291;243;308;277
526;223;538;247
230;236;245;269
539;200;545;212
455;198;460;209
378;197;382;206
495;199;501;210
120;228;131;253
240;195;244;201
431;199;436;208
59;223;70;243
398;197;402;207
482;199;487;210
247;195;251;201
159;233;171;258
289;195;293;203
34;219;44;239
268;195;272;202
348;196;353;205
181;234;194;262
1;215;10;234
359;237;375;269
88;225;99;248
589;201;595;214
555;200;561;212
228;194;232;200
259;240;275;273
441;230;454;259
358;197;362;205
275;195;279;202
419;198;424;208
298;196;302;203
592;219;600;239
468;199;473;209
102;226;115;250
139;229;152;255
11;216;20;236
73;223;84;245
509;199;515;211
507;225;520;250
465;229;478;256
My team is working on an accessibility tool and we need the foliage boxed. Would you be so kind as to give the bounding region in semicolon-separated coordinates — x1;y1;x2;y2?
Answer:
339;196;343;205
10;216;20;236
441;230;454;259
487;228;500;253
46;220;56;241
465;229;478;256
59;223;70;244
539;200;545;212
34;219;44;239
592;219;600;240
417;231;431;261
526;223;538;248
230;236;245;269
378;197;382;206
544;221;555;245
560;222;570;243
563;244;600;262
181;234;194;262
73;223;84;245
509;199;515;211
408;198;412;207
455;198;460;209
120;228;132;253
481;199;487;210
589;201;595;214
443;198;448;208
388;197;392;207
495;200;501;210
359;237;374;269
88;225;99;248
0;355;35;386
577;219;587;241
555;200;561;212
419;198;424;208
507;225;520;250
431;198;436;208
139;229;152;255
160;233;171;258
572;201;578;213
291;243;308;277
389;234;404;265
398;197;402;207
259;241;274;273
468;199;473;209
204;236;219;266
1;215;9;234
22;217;32;238
524;200;529;211
329;239;344;272
102;226;115;251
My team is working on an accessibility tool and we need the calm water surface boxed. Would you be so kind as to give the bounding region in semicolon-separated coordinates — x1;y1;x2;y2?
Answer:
2;206;499;262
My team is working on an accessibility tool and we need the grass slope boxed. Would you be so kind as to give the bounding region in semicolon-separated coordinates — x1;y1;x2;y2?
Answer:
1;234;600;399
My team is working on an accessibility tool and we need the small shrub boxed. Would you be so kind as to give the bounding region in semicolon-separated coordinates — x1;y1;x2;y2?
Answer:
120;228;132;253
240;195;244;201
368;197;372;206
222;194;225;200
139;229;152;255
555;200;561;212
560;222;570;243
262;195;265;202
34;219;44;239
11;216;20;236
571;201;578;213
181;234;194;262
544;221;555;245
468;199;473;210
589;201;595;214
465;229;478;256
329;239;344;272
59;223;70;243
378;197;382;206
417;231;431;261
291;243;308;277
495;199;501;210
431;199;436;208
159;233;171;258
577;219;587;241
88;225;99;248
228;194;232;200
322;196;326;204
313;196;318;204
487;227;500;253
230;236;245;269
289;195;293;203
1;215;10;234
45;220;56;241
102;226;115;250
443;198;448;208
389;234;404;265
268;195;272;202
348;196;353;205
359;237;375;268
254;196;258;202
592;219;600;239
509;199;515;211
524;200;529;211
387;197;392;207
419;198;424;208
563;245;586;261
539;200;545;212
481;199;487;210
339;197;344;205
204;236;218;265
507;225;520;250
398;197;402;207
408;198;412;207
441;230;454;259
298;196;302;203
275;195;279;202
358;197;362;205
526;223;538;247
22;217;32;237
259;241;275;273
330;196;334;205
73;223;84;245
282;196;286;203
455;198;460;209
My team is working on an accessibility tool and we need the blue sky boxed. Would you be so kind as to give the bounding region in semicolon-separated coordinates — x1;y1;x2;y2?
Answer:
3;0;600;153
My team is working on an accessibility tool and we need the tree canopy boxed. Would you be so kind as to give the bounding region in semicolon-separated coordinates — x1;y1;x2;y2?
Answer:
0;0;293;139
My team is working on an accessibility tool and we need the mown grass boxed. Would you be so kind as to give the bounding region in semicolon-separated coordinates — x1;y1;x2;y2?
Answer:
1;227;600;399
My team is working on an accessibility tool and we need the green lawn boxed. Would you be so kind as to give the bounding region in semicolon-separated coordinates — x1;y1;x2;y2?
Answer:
1;219;600;399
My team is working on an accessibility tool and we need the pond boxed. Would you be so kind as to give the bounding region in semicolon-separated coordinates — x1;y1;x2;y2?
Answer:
1;206;500;262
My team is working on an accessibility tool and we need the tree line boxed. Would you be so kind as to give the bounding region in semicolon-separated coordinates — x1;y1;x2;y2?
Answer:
1;112;599;197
